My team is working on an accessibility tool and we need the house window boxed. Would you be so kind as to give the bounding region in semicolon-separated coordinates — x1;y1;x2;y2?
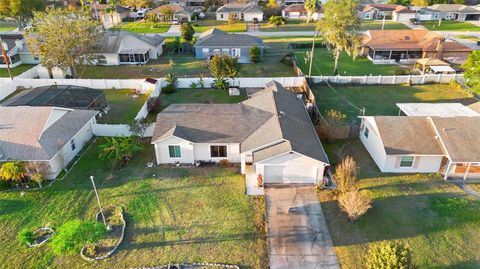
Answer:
70;139;76;151
210;145;227;158
365;12;372;20
364;126;369;138
33;56;40;61
399;156;415;168
168;145;181;158
232;48;241;57
220;13;224;19
97;55;107;65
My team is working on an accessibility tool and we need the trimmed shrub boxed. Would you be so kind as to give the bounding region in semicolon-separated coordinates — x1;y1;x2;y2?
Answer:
250;46;261;63
366;241;414;269
162;84;177;94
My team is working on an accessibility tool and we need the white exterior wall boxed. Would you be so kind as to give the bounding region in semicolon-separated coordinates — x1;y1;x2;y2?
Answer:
193;143;241;163
360;117;388;170
393;12;416;22
216;12;229;21
382;155;443;173
19;53;40;65
99;53;120;66
255;152;326;183
154;136;195;164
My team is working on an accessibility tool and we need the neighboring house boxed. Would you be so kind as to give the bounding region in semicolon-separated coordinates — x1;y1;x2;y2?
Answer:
91;4;130;29
281;4;323;21
0;34;40;68
0;106;97;179
164;0;203;7
361;29;472;64
194;28;265;64
96;31;164;65
357;4;416;21
216;3;264;22
150;5;198;22
416;4;480;21
360;110;480;180
151;81;330;185
129;7;149;19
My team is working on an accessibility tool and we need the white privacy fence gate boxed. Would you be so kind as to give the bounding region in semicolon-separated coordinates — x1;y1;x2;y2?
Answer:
310;73;464;85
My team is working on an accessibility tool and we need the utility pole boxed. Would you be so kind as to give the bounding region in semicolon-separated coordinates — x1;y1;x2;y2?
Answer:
308;31;318;78
90;176;108;229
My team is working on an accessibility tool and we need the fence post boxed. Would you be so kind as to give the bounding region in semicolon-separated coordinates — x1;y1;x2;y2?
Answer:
364;75;367;84
392;75;396;85
437;73;442;83
377;75;382;84
349;76;352;83
421;74;426;84
408;74;411;84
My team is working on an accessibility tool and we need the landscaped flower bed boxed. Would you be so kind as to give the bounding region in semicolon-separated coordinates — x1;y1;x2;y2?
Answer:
80;205;125;261
19;227;54;247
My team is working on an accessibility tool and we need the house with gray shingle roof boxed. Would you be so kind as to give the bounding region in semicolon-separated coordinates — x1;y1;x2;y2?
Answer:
0;106;98;179
194;28;264;64
95;31;164;65
359;108;480;180
416;4;480;22
151;81;329;186
216;3;264;22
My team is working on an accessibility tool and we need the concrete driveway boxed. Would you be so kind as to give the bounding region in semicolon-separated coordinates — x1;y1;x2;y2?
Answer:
265;185;339;269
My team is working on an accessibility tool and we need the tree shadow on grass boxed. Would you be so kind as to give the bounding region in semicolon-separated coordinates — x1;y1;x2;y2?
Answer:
0;199;28;216
434;260;480;269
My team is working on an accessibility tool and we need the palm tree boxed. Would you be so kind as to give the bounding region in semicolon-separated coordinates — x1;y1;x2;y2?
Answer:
0;161;26;183
98;137;144;168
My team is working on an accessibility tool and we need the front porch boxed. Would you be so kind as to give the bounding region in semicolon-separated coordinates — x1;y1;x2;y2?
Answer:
444;161;480;181
367;47;422;64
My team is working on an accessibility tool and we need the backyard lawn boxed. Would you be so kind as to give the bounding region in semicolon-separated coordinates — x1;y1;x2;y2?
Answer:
320;140;480;269
0;64;35;77
454;35;480;41
313;84;477;122
420;21;480;31
261;19;316;32
110;22;171;33
294;47;405;76
359;21;409;31
97;89;149;124
159;88;248;111
0;139;268;268
193;19;246;32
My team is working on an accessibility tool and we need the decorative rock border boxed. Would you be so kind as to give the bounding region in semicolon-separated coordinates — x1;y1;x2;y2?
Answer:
80;205;126;261
27;227;54;248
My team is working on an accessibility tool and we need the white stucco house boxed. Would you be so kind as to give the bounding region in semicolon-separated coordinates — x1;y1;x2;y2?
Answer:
151;81;329;187
0;106;98;179
216;3;264;22
0;34;40;68
360;103;480;180
95;31;164;65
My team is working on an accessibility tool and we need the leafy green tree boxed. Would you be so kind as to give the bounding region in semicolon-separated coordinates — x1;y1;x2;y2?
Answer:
165;73;178;88
269;15;286;27
222;54;240;80
120;0;151;8
462;50;480;93
209;54;224;79
212;77;229;90
317;0;361;76
305;0;319;23
156;5;173;22
0;0;45;24
249;46;261;63
50;220;106;254
265;0;280;18
0;161;26;183
366;241;415;269
26;9;101;78
98;137;144;168
410;0;428;6
180;22;195;42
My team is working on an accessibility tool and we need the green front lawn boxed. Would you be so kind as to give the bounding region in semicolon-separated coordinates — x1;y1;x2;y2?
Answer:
97;89;149;124
294;47;405;76
0;139;268;268
421;21;480;31
454;35;480;41
160;88;248;111
360;21;410;30
193;19;247;32
261;19;316;32
314;84;476;122
111;22;171;33
320;140;480;269
0;64;35;77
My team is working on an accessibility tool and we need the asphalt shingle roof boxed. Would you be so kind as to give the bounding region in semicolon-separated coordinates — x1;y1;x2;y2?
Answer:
216;3;263;13
194;28;264;47
98;31;164;53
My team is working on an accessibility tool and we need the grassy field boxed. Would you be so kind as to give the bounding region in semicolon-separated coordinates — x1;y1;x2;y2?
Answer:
320;140;480;269
261;19;316;32
159;88;248;111
193;19;246;32
0;139;268;268
421;21;480;31
454;35;480;41
359;21;410;31
110;22;171;33
0;64;35;77
0;21;18;32
294;47;405;76
97;89;149;124
313;84;477;122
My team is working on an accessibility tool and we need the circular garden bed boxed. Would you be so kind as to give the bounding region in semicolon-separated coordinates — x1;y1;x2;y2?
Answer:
80;205;126;261
20;227;55;247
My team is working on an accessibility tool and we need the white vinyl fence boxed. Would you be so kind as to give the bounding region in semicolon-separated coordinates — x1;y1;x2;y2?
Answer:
159;77;306;88
92;123;156;137
310;74;464;85
135;84;161;120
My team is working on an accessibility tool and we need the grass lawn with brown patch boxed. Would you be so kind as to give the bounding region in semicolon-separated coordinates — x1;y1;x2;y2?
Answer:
320;140;480;269
0;64;35;77
0;139;268;268
193;19;247;32
261;19;316;32
96;89;149;124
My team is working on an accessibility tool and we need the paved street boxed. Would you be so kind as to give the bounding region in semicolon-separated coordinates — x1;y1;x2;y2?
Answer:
265;185;339;269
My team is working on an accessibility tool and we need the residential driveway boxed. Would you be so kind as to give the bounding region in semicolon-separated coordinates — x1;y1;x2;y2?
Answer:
166;24;181;34
265;185;339;269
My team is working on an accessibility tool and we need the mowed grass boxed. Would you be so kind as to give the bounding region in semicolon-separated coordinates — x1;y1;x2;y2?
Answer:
0;64;35;77
0;139;268;268
421;21;480;31
193;19;246;32
454;35;480;41
359;21;410;30
159;88;248;111
261;19;316;32
320;140;480;269
294;47;405;76
111;21;171;33
97;89;149;124
313;84;477;122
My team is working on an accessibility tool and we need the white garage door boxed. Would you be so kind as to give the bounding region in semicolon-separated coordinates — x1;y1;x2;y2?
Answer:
264;165;316;184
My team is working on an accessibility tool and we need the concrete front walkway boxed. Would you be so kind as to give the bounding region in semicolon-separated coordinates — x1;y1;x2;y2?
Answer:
265;185;339;269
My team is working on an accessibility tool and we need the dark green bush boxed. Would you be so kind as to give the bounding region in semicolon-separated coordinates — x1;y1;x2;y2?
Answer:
18;228;34;245
366;241;414;269
162;84;177;94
